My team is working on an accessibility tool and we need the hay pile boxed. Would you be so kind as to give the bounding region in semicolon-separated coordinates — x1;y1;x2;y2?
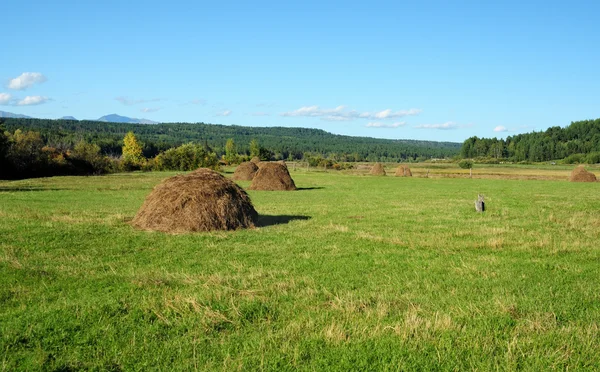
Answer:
250;156;261;164
232;161;258;181
394;165;412;177
569;166;597;182
369;163;386;176
249;162;296;190
131;168;258;233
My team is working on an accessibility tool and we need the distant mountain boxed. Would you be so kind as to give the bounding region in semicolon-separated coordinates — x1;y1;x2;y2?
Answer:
97;114;158;124
0;111;32;119
60;116;78;120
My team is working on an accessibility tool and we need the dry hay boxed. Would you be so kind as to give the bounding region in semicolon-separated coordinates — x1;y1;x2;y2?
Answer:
569;165;597;182
249;162;296;191
131;168;258;233
232;161;258;181
394;165;412;177
369;163;386;176
250;156;261;164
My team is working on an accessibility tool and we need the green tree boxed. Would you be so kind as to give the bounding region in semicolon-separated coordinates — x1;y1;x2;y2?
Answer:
224;138;238;164
249;139;260;157
122;131;144;166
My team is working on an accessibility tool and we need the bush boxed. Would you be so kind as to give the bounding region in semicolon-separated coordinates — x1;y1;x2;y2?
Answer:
68;141;112;174
562;153;585;164
585;152;600;164
458;159;473;169
154;143;219;171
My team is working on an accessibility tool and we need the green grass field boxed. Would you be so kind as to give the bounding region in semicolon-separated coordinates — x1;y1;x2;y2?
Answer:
1;168;600;370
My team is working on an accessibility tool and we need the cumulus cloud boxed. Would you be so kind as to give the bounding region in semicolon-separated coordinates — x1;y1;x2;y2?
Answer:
0;93;12;105
216;110;232;116
414;122;458;130
17;96;50;106
281;105;421;121
115;96;161;106
366;122;406;128
8;72;47;90
141;107;161;113
494;125;508;132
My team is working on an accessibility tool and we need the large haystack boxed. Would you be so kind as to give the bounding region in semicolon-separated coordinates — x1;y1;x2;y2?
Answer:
369;163;386;176
394;165;412;177
250;156;261;164
249;163;296;191
569;166;597;182
232;161;258;181
132;168;258;233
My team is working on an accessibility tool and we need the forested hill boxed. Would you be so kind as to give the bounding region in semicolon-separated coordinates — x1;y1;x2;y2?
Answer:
3;118;461;161
460;118;600;162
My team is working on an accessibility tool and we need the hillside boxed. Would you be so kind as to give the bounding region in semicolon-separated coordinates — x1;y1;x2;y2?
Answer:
460;118;600;162
2;118;461;161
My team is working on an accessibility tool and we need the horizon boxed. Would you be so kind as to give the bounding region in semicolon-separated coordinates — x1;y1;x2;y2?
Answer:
2;1;599;142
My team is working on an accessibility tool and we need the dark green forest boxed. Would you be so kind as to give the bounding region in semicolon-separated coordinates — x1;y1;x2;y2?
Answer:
3;118;460;162
460;118;600;163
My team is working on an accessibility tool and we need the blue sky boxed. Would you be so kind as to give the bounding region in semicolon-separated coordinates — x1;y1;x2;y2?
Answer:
2;0;599;142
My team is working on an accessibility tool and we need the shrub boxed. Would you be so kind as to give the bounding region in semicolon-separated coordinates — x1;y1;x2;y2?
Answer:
562;153;584;164
585;152;600;164
458;159;473;169
155;143;219;171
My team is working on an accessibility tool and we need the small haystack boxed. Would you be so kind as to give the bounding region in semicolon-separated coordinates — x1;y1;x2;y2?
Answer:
249;162;296;191
369;163;386;176
250;156;261;164
232;161;258;181
131;168;258;233
569;166;597;182
394;165;412;177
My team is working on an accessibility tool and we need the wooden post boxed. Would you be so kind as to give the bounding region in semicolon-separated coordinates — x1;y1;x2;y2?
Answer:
426;169;430;178
470;168;472;178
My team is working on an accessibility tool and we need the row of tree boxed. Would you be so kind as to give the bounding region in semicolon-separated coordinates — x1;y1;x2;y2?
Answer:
3;118;461;162
460;118;600;162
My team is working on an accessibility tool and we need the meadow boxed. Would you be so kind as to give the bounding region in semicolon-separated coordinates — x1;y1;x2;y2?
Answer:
1;165;599;370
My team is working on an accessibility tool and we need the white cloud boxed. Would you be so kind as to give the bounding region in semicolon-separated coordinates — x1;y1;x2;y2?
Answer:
366;122;406;128
17;96;50;106
414;122;458;130
141;107;161;113
281;105;421;121
8;72;47;90
216;110;231;116
494;125;508;132
115;96;161;106
0;93;12;105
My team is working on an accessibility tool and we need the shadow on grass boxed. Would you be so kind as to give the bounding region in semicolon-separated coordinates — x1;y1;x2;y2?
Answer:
257;214;311;227
296;187;324;191
0;187;63;192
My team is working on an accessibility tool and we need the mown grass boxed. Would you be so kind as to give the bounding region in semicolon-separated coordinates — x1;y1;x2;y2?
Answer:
1;169;599;370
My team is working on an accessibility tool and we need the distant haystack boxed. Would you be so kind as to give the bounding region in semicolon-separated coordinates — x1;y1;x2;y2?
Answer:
250;156;261;164
249;163;296;191
569;166;597;182
394;165;412;177
232;161;258;181
369;163;386;176
131;168;258;233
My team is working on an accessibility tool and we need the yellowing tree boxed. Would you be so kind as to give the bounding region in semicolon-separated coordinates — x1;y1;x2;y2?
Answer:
122;131;144;165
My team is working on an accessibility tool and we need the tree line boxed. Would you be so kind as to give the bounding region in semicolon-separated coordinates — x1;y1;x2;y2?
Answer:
3;118;460;162
460;118;600;163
